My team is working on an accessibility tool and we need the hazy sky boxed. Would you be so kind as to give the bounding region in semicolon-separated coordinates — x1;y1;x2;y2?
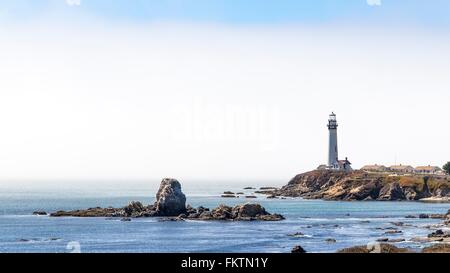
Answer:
0;1;449;183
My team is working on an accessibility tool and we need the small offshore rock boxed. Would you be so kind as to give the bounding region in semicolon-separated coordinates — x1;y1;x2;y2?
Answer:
258;214;285;221
388;238;405;243
288;232;304;237
428;229;450;238
254;190;275;195
221;194;237;198
159;217;185;222
378;238;405;243
291;245;307;253
385;230;403;234
232;203;284;221
430;214;446;219
33;211;47;216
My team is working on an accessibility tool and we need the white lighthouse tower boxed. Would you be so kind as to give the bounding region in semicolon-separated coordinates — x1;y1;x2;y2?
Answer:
327;112;339;169
321;112;352;171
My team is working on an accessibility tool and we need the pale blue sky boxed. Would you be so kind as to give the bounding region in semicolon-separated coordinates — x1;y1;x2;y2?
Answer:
1;1;449;182
1;0;450;28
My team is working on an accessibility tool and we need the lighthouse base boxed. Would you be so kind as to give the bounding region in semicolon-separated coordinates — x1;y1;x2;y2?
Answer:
317;159;353;172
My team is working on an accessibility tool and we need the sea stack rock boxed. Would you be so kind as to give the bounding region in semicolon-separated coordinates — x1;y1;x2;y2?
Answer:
154;178;187;216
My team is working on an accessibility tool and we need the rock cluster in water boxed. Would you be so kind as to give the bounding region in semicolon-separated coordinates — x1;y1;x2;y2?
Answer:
335;209;450;253
179;203;284;221
264;170;450;201
49;178;284;221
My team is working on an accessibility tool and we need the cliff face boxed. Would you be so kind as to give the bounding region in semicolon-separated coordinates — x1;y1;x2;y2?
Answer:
274;170;450;201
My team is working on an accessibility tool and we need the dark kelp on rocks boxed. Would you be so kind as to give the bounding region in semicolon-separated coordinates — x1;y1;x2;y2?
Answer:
49;178;284;221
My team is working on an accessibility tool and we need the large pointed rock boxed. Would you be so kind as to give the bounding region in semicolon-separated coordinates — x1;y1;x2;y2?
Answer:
154;178;187;216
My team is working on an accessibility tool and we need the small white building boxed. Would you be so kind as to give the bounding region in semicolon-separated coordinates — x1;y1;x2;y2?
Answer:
415;165;443;175
361;164;389;172
389;164;415;173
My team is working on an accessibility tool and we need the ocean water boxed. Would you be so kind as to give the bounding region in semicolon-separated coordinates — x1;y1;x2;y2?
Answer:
0;182;449;253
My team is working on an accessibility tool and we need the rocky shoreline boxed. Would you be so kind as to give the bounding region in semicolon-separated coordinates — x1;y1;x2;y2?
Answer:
263;170;450;201
48;178;284;222
335;241;450;254
36;174;450;253
289;209;450;253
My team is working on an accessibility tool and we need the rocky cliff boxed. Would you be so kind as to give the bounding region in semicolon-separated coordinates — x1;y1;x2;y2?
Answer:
270;170;450;201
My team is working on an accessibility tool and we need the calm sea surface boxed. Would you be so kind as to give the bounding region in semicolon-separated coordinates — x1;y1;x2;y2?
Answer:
0;181;449;253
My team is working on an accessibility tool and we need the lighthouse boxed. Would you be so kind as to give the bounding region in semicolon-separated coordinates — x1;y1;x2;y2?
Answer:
327;112;339;169
319;112;352;171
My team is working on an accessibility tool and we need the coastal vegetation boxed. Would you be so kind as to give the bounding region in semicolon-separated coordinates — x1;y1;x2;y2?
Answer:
443;162;450;175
